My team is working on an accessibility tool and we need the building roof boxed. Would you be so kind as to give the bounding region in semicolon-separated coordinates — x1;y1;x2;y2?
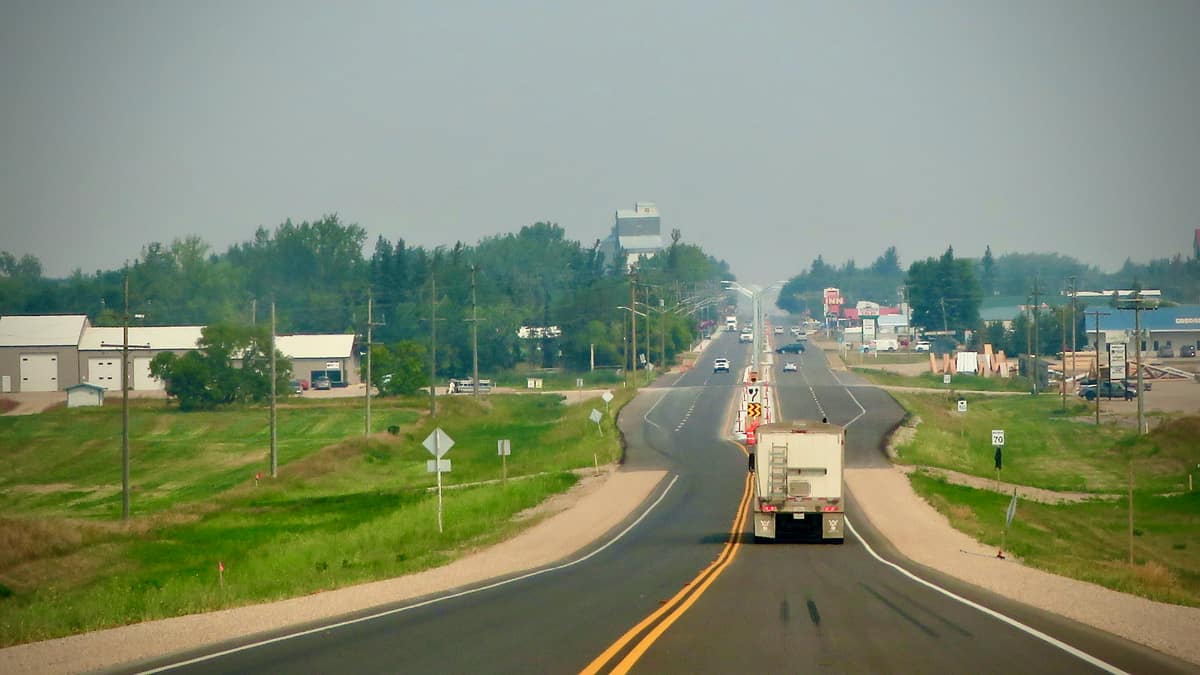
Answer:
617;234;662;252
1095;305;1200;333
275;334;356;359
67;382;106;392
78;326;204;351
0;314;89;347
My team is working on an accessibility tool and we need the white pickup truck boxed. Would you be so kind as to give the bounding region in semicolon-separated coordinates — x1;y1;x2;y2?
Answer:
749;420;845;542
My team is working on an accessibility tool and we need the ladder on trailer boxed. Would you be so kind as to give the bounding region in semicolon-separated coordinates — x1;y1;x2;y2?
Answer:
768;442;788;499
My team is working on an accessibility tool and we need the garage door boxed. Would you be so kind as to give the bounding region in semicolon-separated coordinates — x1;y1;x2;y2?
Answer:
88;357;121;390
133;357;163;390
20;353;59;392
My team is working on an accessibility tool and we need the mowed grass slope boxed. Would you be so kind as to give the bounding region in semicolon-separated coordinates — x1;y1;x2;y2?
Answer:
889;392;1197;494
889;391;1200;606
914;474;1200;606
0;390;631;646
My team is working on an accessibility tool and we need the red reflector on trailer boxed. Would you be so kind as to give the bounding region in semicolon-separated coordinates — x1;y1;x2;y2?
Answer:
762;504;777;512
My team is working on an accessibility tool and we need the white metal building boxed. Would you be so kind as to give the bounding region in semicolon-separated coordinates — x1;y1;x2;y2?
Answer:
77;326;204;391
275;334;359;386
0;315;89;392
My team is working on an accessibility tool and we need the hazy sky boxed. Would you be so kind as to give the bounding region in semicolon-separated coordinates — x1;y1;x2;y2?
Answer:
2;1;1197;284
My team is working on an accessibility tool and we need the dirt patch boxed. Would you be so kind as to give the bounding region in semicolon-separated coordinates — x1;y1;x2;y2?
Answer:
0;399;18;414
898;465;1121;504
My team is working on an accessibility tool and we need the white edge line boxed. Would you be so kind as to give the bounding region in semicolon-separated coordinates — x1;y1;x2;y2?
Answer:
823;350;1122;673
139;475;681;674
845;518;1127;675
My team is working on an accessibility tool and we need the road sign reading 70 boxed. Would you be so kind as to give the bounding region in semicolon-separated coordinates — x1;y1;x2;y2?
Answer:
992;429;1005;447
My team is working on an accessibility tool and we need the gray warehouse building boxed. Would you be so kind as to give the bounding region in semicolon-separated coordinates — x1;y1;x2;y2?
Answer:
0;315;89;393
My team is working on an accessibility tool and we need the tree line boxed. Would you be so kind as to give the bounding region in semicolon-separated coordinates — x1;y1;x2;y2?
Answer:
0;216;734;394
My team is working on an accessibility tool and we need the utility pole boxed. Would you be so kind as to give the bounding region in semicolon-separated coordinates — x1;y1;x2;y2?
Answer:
1085;310;1110;426
430;274;439;416
630;276;638;386
270;299;277;477
1116;290;1157;435
644;285;651;372
251;297;257;326
365;289;373;435
468;265;481;400
939;297;948;333
1031;278;1041;395
121;271;130;520
99;269;149;521
1060;301;1067;412
1068;276;1078;391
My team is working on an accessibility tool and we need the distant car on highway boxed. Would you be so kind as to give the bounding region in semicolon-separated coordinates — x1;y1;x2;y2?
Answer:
713;358;731;373
775;342;806;354
773;326;784;335
782;362;798;372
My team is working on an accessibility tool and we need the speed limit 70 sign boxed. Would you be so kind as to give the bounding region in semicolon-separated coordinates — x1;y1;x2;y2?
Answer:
991;429;1005;447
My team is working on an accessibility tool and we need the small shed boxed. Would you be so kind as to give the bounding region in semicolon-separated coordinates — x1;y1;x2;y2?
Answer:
66;382;105;408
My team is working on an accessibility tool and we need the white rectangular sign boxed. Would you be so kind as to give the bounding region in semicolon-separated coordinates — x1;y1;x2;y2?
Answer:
992;429;1005;446
957;399;967;413
1109;343;1127;381
325;361;341;370
426;459;451;473
744;386;760;403
497;439;511;456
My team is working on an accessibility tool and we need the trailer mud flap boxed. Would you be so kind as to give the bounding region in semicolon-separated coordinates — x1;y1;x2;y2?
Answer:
822;512;844;539
754;513;776;539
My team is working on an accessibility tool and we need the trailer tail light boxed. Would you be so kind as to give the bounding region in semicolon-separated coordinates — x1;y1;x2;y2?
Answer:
822;505;839;512
761;503;777;512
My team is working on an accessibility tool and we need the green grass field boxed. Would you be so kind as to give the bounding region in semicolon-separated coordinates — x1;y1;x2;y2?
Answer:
0;389;632;646
889;392;1196;494
889;390;1200;607
912;473;1199;607
852;368;1034;393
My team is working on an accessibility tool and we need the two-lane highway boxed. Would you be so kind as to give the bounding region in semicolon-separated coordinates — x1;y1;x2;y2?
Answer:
130;331;1192;674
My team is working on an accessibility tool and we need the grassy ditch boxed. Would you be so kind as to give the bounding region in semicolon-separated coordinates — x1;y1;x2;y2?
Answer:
0;389;632;646
890;389;1200;606
889;392;1195;494
852;368;1033;393
912;473;1200;607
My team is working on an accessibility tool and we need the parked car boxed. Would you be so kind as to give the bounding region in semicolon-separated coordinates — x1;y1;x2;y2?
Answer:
914;341;932;352
782;362;798;373
1181;345;1196;357
775;342;806;354
312;376;333;390
713;358;731;373
1157;346;1174;358
1078;380;1134;401
288;379;303;394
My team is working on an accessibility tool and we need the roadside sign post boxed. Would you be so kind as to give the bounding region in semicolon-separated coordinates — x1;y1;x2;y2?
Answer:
999;489;1018;559
992;429;1005;485
943;374;952;385
601;390;613;413
957;399;967;413
423;428;455;533
498;439;511;485
589;409;603;474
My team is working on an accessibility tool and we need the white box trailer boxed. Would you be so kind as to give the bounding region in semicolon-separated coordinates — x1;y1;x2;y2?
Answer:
749;420;845;542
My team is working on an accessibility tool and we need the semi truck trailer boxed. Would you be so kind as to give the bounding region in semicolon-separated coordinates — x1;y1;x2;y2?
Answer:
748;420;845;542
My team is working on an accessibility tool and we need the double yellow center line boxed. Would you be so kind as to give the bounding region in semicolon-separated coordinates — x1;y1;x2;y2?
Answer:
581;467;753;674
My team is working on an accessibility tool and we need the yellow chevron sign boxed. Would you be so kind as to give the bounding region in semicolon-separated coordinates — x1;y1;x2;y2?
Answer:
746;402;762;418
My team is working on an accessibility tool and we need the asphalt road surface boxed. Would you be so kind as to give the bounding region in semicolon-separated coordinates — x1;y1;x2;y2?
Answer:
127;331;1193;674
